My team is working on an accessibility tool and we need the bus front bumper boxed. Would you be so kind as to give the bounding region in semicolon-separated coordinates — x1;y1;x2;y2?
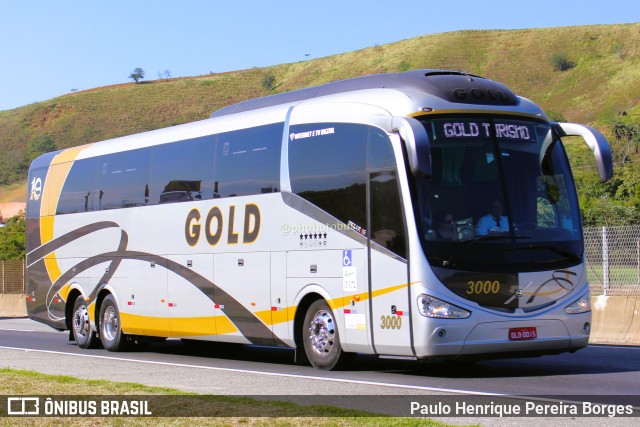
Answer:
414;314;591;361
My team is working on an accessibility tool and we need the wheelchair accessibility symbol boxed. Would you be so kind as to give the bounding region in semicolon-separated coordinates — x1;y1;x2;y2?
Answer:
342;250;352;267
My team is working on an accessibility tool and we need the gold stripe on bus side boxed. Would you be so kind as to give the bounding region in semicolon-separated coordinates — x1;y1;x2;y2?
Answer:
328;282;418;312
40;144;91;220
39;145;91;287
254;282;420;327
118;313;242;338
254;304;302;326
57;283;72;302
119;312;172;337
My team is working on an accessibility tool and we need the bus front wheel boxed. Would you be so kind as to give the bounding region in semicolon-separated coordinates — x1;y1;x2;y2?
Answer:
99;295;128;351
302;299;353;370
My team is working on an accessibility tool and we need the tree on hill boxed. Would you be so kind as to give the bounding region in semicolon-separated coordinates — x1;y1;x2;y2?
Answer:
129;67;145;84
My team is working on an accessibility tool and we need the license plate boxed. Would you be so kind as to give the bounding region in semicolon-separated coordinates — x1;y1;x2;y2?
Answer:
509;327;537;341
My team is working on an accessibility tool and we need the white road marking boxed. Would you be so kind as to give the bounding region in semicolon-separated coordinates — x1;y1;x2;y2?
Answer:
0;345;501;396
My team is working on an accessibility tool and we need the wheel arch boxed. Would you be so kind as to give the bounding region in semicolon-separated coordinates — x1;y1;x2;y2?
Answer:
292;291;326;365
64;288;83;331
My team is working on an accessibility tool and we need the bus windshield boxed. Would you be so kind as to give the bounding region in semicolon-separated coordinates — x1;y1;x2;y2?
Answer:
416;116;583;273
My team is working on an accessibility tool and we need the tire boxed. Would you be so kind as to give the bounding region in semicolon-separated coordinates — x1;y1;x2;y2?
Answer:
71;296;98;349
302;299;352;370
99;294;128;351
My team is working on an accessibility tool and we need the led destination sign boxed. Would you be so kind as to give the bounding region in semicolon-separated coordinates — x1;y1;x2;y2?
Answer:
435;119;538;143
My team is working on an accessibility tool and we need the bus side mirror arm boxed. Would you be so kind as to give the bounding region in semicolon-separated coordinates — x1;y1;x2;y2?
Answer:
393;117;432;178
554;122;613;182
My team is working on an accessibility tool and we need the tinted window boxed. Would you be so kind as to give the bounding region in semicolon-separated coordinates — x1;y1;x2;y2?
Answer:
56;123;283;214
370;170;405;258
289;123;368;233
213;123;282;197
149;136;216;204
368;127;396;170
367;130;406;258
97;149;150;210
290;124;405;256
57;159;97;215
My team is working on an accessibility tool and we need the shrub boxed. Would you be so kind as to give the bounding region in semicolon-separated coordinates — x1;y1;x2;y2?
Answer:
262;74;276;91
550;52;575;71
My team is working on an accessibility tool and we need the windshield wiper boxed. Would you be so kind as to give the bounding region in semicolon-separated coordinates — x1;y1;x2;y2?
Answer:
507;244;580;263
463;234;531;246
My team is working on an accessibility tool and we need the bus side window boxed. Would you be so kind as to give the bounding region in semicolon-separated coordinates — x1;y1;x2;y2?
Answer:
57;159;98;214
370;170;406;258
149;135;215;205
97;149;150;210
368;129;406;258
289;123;367;230
213;123;282;198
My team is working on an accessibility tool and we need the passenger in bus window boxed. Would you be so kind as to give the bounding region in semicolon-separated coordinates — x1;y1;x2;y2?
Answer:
475;200;509;235
436;212;456;240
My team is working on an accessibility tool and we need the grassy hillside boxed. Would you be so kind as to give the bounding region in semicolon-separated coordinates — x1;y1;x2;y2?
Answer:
1;23;639;204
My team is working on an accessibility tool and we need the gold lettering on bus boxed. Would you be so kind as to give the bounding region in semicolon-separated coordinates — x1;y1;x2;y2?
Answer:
185;204;261;246
205;206;224;246
185;209;201;246
243;204;261;244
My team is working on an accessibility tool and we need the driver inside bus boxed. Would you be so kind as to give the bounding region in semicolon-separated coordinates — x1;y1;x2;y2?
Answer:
476;200;509;235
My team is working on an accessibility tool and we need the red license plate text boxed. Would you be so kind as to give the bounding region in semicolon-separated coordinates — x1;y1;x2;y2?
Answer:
509;327;537;341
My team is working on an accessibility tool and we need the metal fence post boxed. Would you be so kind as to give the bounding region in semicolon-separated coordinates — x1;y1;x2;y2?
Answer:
602;226;610;296
1;260;4;294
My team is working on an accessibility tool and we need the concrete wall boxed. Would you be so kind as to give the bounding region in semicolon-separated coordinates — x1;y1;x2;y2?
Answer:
0;294;26;318
589;295;640;345
1;294;638;346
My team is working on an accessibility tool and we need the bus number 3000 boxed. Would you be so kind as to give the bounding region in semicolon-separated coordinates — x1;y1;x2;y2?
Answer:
380;315;402;330
466;280;501;295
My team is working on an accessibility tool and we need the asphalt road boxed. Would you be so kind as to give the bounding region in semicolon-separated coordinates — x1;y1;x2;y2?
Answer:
1;318;639;425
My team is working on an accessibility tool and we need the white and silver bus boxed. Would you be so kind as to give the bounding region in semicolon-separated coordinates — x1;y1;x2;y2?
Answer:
25;70;612;369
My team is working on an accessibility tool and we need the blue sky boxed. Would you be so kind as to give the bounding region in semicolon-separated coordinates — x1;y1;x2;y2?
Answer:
0;0;637;111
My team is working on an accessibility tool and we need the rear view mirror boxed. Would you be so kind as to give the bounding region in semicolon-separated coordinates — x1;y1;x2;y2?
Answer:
394;117;431;177
554;122;613;182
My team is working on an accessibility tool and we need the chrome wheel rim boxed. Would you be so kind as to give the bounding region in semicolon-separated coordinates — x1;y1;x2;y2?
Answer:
308;309;335;355
72;304;90;339
102;306;118;342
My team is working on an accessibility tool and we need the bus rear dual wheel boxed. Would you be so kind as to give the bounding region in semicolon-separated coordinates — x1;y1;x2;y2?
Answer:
98;294;129;351
71;296;98;349
302;299;354;370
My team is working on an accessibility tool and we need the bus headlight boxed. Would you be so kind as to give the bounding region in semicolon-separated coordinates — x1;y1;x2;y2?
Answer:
417;294;471;319
565;293;591;314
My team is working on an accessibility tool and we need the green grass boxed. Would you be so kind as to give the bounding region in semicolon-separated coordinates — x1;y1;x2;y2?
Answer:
0;368;461;426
